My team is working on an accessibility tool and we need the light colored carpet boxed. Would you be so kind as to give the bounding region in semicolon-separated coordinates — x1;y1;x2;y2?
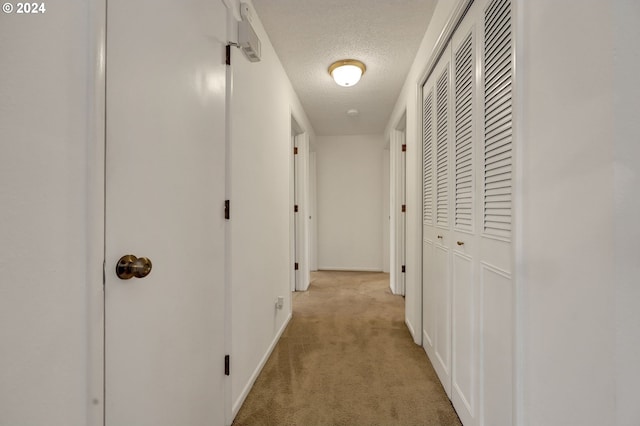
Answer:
233;270;462;426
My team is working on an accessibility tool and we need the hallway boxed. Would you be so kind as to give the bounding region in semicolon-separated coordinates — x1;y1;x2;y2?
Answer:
2;0;639;424
233;271;461;425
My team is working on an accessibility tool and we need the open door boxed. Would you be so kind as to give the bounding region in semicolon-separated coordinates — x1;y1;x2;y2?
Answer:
390;119;407;296
104;1;227;424
293;131;310;291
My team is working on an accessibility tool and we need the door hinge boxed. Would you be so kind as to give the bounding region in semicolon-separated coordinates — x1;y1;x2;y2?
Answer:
401;144;406;152
402;265;406;273
224;200;230;220
224;355;230;376
294;147;298;155
294;205;299;213
295;262;299;270
225;45;231;66
401;204;406;213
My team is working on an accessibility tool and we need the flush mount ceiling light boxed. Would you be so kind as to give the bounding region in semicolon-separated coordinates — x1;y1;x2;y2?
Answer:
328;59;366;87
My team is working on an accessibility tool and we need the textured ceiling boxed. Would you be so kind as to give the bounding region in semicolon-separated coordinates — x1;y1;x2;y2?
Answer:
251;0;437;136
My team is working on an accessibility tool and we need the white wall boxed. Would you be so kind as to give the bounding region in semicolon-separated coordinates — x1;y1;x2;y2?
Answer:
316;134;385;271
518;1;640;424
384;0;458;343
226;0;316;417
614;2;640;424
0;2;103;424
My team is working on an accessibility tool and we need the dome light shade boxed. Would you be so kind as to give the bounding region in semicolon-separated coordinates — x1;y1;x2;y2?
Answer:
329;59;366;87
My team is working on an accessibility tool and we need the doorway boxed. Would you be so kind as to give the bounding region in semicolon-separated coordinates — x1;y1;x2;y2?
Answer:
292;116;311;292
390;112;407;296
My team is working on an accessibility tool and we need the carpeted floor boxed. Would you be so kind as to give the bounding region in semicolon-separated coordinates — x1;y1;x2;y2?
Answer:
233;270;462;426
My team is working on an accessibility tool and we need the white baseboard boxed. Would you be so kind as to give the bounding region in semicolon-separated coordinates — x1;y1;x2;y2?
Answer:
318;266;383;272
231;312;292;419
405;316;420;345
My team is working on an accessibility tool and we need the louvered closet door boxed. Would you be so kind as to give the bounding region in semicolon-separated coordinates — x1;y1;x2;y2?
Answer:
450;2;480;424
479;0;514;424
421;76;436;370
421;0;514;424
421;47;452;398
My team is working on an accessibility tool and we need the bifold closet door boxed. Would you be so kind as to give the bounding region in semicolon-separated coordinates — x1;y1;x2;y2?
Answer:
421;0;515;424
422;45;453;398
450;2;480;424
478;0;514;424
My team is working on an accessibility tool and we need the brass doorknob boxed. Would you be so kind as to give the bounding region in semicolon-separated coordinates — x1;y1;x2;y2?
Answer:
116;255;152;280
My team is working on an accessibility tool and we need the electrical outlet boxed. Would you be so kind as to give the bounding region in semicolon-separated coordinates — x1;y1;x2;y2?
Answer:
275;296;284;310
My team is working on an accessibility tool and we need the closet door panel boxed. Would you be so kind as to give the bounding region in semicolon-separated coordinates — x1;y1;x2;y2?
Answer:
422;82;437;358
422;47;453;397
433;244;451;397
479;0;514;424
422;239;436;351
480;264;513;426
450;2;480;423
452;252;474;417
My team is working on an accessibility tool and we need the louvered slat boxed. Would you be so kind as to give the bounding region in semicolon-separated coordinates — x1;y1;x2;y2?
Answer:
484;0;512;239
436;66;449;228
455;32;474;231
423;89;434;225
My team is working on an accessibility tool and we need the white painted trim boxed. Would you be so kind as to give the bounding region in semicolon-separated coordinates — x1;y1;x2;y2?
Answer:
289;123;296;295
389;127;406;296
512;0;525;424
317;267;384;272
87;1;106;424
389;134;397;293
294;132;311;291
231;312;292;418
224;5;236;424
405;317;417;343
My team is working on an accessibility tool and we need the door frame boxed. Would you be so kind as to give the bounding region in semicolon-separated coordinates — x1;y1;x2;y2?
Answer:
390;113;407;296
291;114;311;292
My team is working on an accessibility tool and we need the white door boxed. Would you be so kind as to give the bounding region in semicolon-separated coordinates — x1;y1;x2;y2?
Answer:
450;3;479;424
478;0;515;423
422;48;453;397
294;133;310;291
391;128;406;296
104;1;227;425
399;130;407;296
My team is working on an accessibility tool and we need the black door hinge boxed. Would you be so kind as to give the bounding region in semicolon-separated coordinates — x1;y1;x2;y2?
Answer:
402;144;407;152
401;265;406;273
294;205;299;213
225;45;231;66
294;147;298;155
224;200;230;220
401;204;406;213
295;262;299;270
225;355;230;376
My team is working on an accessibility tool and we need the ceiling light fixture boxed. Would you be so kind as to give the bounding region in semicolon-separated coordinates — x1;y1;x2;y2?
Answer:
328;59;366;87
